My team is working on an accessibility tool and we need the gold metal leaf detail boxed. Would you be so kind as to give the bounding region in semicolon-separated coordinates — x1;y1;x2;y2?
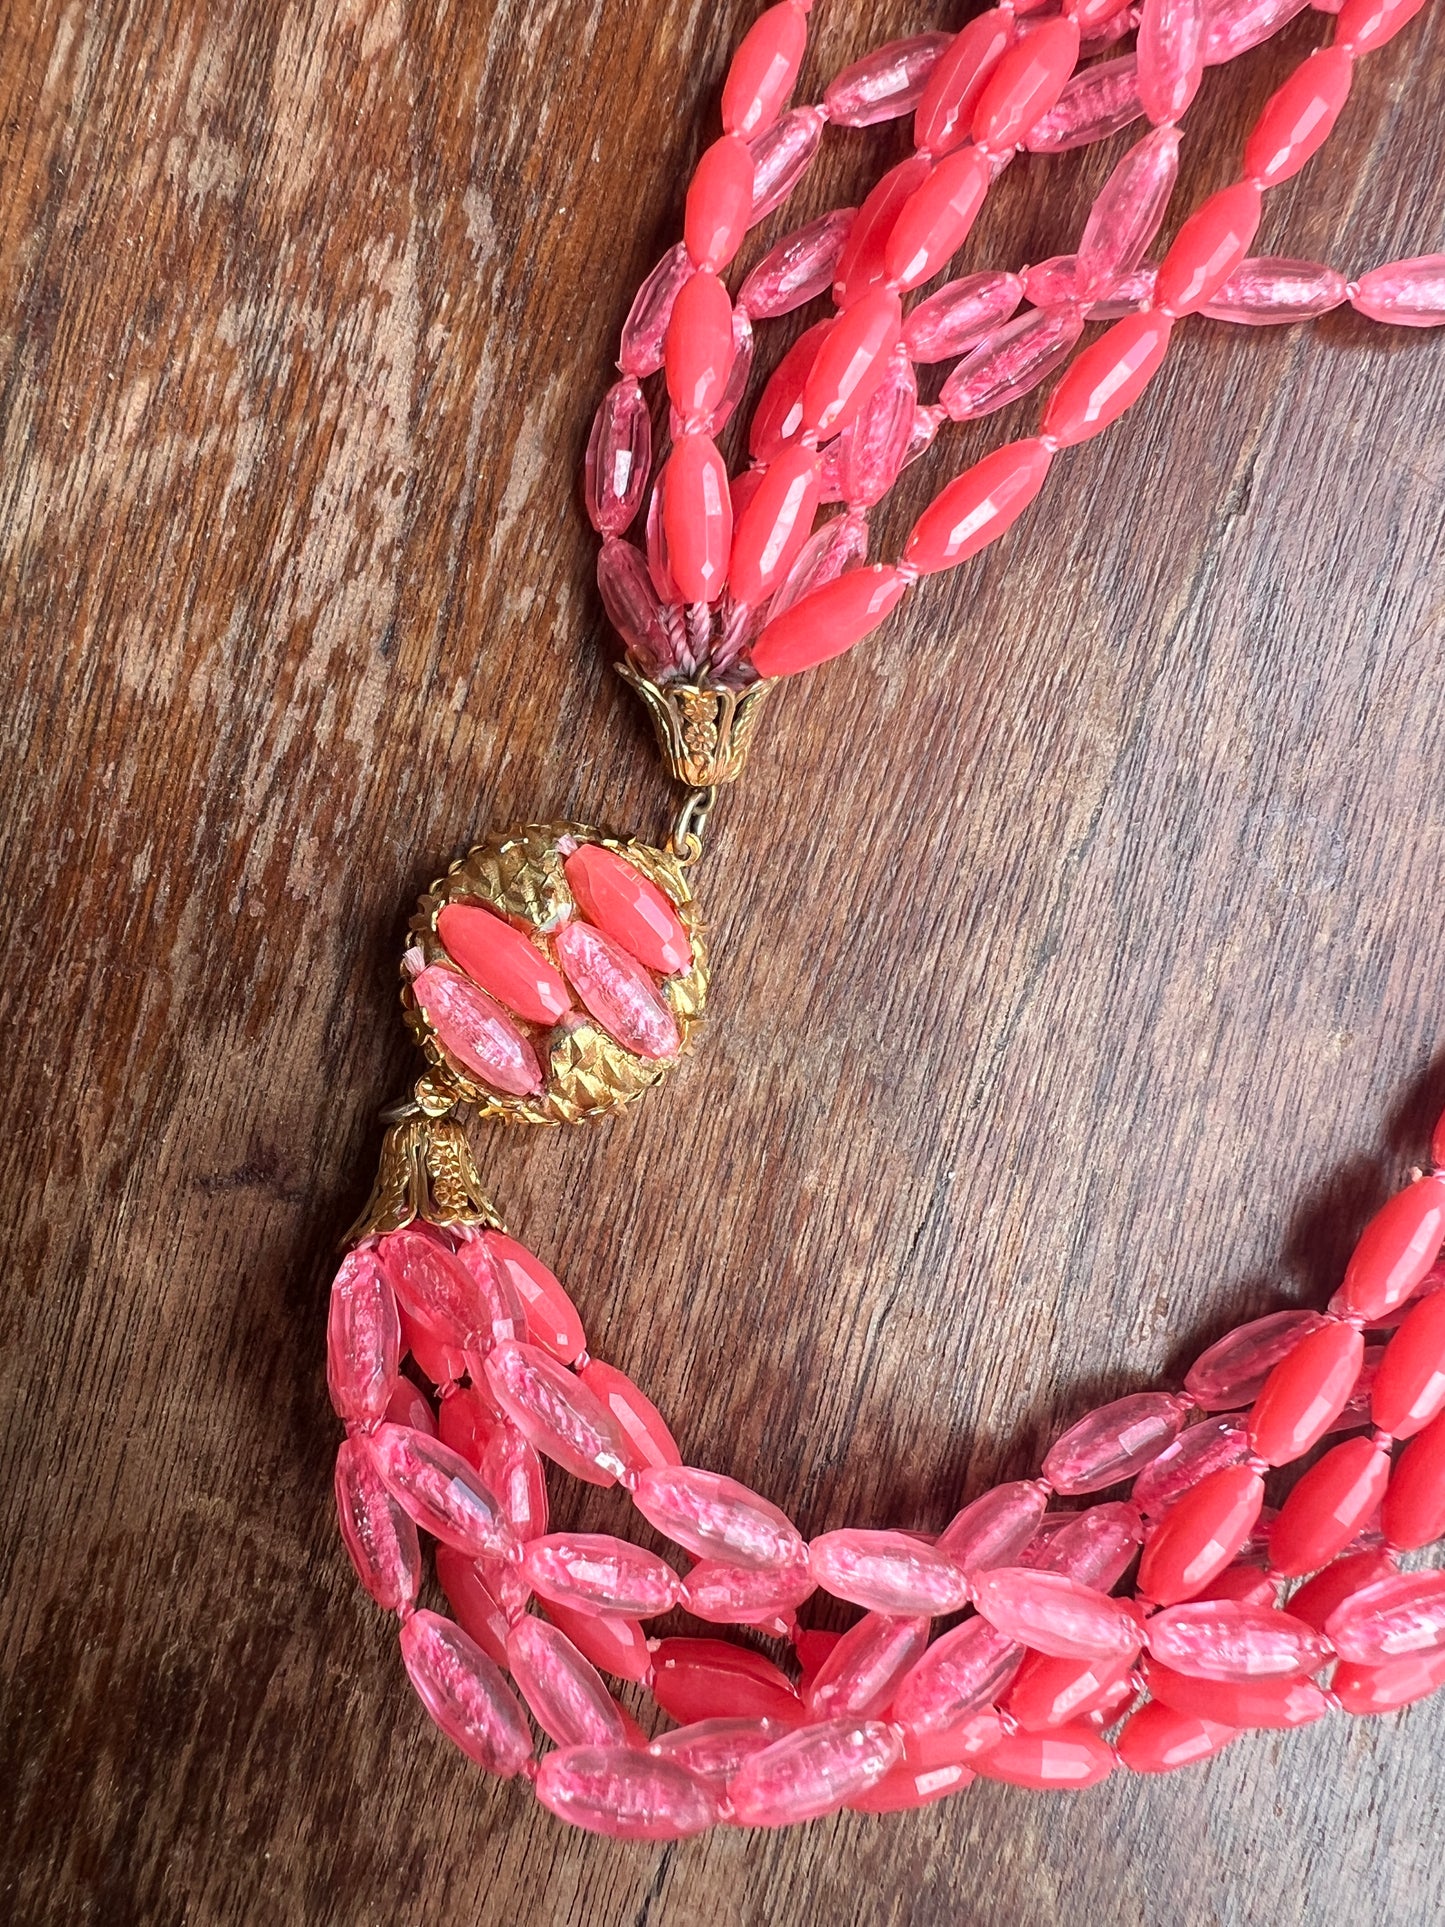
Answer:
616;661;775;788
344;1114;502;1242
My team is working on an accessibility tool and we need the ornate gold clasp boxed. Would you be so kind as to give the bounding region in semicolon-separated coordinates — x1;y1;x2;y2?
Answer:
615;660;775;789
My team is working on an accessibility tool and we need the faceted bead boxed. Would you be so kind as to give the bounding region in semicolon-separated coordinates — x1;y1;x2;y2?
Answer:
938;1480;1051;1571
1137;1464;1265;1604
915;11;1017;155
1195;1562;1278;1609
838;355;917;508
399;1305;466;1390
721;2;808;138
484;1340;630;1485
971;18;1082;152
1326;1569;1445;1664
409;964;543;1096
683;1557;816;1624
940;308;1085;424
480;1232;585;1364
650;1636;805;1726
884;147;993;293
728;445;823;606
1352;255;1445;327
598;538;672;672
891;1617;1025;1740
1338;1176;1445;1318
848;1757;976;1813
1026;54;1142;152
376;1226;487;1350
335;1435;420;1612
748;319;832;462
651;1716;786;1787
476;1421;547;1541
806;1529;972;1615
661;433;732;605
541;1598;650;1683
903;271;1024;362
834;156;933;307
1333;0;1427;52
747;106;824;222
973;1724;1115;1790
1369;1286;1445;1440
1091;266;1159;316
399;1610;532;1775
1005;1646;1138;1730
620;242;692;379
1116;1700;1239;1772
1333;1647;1445;1715
728;1719;904;1825
1137;0;1205;125
1203;0;1313;63
1031;1502;1147;1590
768;509;870;617
385;1377;436;1436
685;135;753;272
824;34;953;128
562;844;690;978
326;1247;401;1427
1041;312;1173;445
1043;1392;1191;1494
1076;127;1181;295
905;439;1054;575
973;1568;1143;1661
521;1532;682;1618
435;1546;512;1663
369;1421;511;1558
1268;1437;1391;1576
452;1240;528;1363
506;1614;626;1749
664;272;736;428
793;1628;843;1692
1289;1547;1398;1633
1145;1601;1327;1680
435;902;571;1026
807;1614;932;1720
645;475;681;603
584;376;651;536
1156;181;1262;317
740;210;857;318
802;289;904;439
578;1358;681;1473
1185;1310;1328;1410
1243;48;1353;187
750;565;908;678
1383;1408;1445;1549
1144;1659;1330;1729
1248;1320;1364;1465
535;1745;720;1839
1202;256;1349;323
553;919;681;1061
632;1465;805;1569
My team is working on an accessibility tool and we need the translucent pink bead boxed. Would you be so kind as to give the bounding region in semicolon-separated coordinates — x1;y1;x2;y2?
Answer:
650;1717;786;1786
1326;1570;1445;1664
1203;0;1312;63
1044;1392;1191;1494
327;1247;401;1426
740;209;857;317
1186;1309;1329;1410
891;1617;1024;1737
375;1226;482;1349
904;271;1025;363
476;1424;548;1541
632;1465;804;1569
747;106;824;222
452;1234;526;1357
973;1568;1144;1661
409;964;543;1096
1351;255;1445;327
824;33;953;127
1133;1415;1250;1517
584;376;651;535
807;1614;933;1719
766;510;870;619
484;1340;630;1485
369;1421;511;1558
1202;257;1349;323
704;306;754;436
506;1614;626;1748
1137;0;1205;125
838;354;917;508
597;538;672;673
521;1531;682;1617
553;920;680;1061
334;1435;420;1611
1077;127;1180;296
938;1479;1051;1572
728;1719;904;1825
385;1376;436;1436
619;242;692;379
682;1557;817;1624
941;306;1085;422
400;1609;532;1775
1025;54;1142;153
1027;1502;1145;1589
806;1529;972;1615
1145;1601;1329;1680
645;478;680;604
535;1745;721;1838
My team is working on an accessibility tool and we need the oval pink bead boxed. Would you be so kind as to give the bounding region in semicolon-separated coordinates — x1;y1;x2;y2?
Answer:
684;134;753;272
369;1421;512;1558
747;105;824;222
838;354;917;508
973;1568;1144;1661
631;1464;804;1569
652;1636;805;1726
1202;256;1349;323
971;17;1081;152
335;1435;420;1612
661;433;732;605
1336;0;1429;51
767;508;871;619
562;843;691;978
1077;126;1180;295
553;919;681;1061
327;1247;401;1426
802;288;904;439
904;271;1024;362
1247;1319;1365;1466
1146;1601;1328;1680
721;1;807;138
386;1376;437;1436
915;11;1016;155
435;901;572;1027
1203;0;1312;63
939;1479;1051;1571
728;1719;904;1826
903;437;1055;572
1185;1309;1328;1410
1333;1647;1445;1715
398;1305;466;1390
824;33;953;127
739;209;857;318
476;1422;547;1540
1025;1505;1146;1588
682;1557;817;1624
435;1546;512;1664
376;1225;488;1350
1338;1175;1445;1317
1137;0;1205;125
484;1340;630;1485
1145;1658;1330;1730
807;1529;972;1615
480;1231;585;1364
1026;53;1142;152
664;271;735;429
433;1381;503;1468
884;146;993;293
749;564;908;679
597;537;671;672
807;1613;932;1720
453;1236;528;1359
1043;1392;1191;1494
521;1531;682;1618
650;1716;786;1786
942;309;1085;423
400;1609;532;1775
1325;1569;1445;1664
409;964;543;1096
834;155;933;307
1115;1700;1240;1773
619;242;692;379
536;1745;721;1839
1132;1415;1249;1519
506;1614;626;1749
1005;1645;1138;1731
1156;179;1263;317
541;1598;651;1682
1137;1464;1265;1605
1268;1435;1390;1577
728;444;823;607
578;1358;681;1472
973;1723;1116;1790
891;1617;1025;1738
748;318;831;462
1288;1547;1398;1632
584;375;651;535
1243;47;1353;188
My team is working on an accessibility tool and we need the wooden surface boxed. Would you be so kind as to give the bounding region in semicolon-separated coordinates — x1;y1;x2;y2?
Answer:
3;1;1445;1922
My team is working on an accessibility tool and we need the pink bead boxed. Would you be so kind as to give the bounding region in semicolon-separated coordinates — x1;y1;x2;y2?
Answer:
943;308;1085;422
1145;1601;1327;1680
973;1723;1116;1790
1137;0;1205;124
973;1568;1143;1661
375;1226;485;1350
400;1609;532;1775
766;509;870;619
650;1717;787;1786
435;1383;501;1467
1335;0;1428;52
619;242;692;379
1325;1569;1445;1664
453;1236;528;1359
399;1305;466;1390
802;289;904;439
541;1598;651;1682
1338;1176;1445;1316
632;1464;804;1569
1374;1287;1445;1437
1005;1646;1138;1730
721;2;808;138
563;844;691;978
1043;1392;1191;1494
838;354;917;507
740;210;856;318
749;565;908;678
849;1756;976;1813
1145;1658;1330;1729
685;135;753;272
506;1614;626;1749
484;1339;630;1485
806;1529;972;1615
1116;1700;1240;1772
728;1719;904;1825
369;1421;512;1557
480;1231;585;1364
664;272;735;429
435;1546;512;1663
1203;0;1313;64
1138;1465;1265;1605
747;106;824;222
1288;1547;1398;1632
1026;54;1142;152
476;1423;547;1541
748;318;831;462
578;1358;681;1472
334;1435;420;1612
661;433;732;605
1090;264;1159;317
584;376;651;535
1247;1319;1364;1466
905;437;1054;577
1333;1646;1445;1714
1077;127;1180;296
884;147;993;293
1269;1436;1391;1577
1025;1502;1146;1589
1195;1561;1279;1609
682;1557;816;1624
904;271;1024;362
553;919;681;1061
915;12;1017;155
824;33;953;127
938;1480;1051;1572
597;538;671;672
535;1745;721;1838
709;305;754;438
892;1617;1025;1739
385;1376;436;1436
806;1613;932;1719
1244;48;1354;187
521;1532;682;1618
728;445;823;607
1156;180;1262;317
972;18;1082;152
408;964;543;1096
435;902;571;1028
1385;1406;1445;1550
1185;1309;1329;1409
1202;256;1349;323
834;155;933;307
651;1636;805;1726
327;1247;401;1426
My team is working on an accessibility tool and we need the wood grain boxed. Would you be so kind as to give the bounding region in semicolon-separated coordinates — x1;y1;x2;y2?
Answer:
3;1;1445;1922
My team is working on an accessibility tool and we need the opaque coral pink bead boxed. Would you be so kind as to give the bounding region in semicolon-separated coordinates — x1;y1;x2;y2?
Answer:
1144;1660;1330;1729
1145;1601;1328;1680
721;2;807;138
1005;1647;1138;1730
1247;1320;1365;1465
807;1530;973;1615
750;566;908;678
1287;1548;1398;1632
1268;1436;1391;1576
435;902;571;1026
834;157;933;307
938;1480;1050;1571
914;11;1016;155
536;1746;721;1838
847;1757;976;1813
481;1231;586;1364
335;1435;420;1613
650;1637;805;1726
553;920;681;1061
802;289;904;439
326;1248;401;1426
506;1614;627;1749
1383;1408;1445;1549
664;271;736;428
1041;312;1173;445
883;147;993;292
484;1340;631;1485
728;445;823;606
435;1546;512;1663
1324;1569;1445;1664
1372;1287;1445;1436
661;434;732;604
728;1719;904;1825
1243;48;1354;187
807;1614;932;1720
398;1305;466;1389
541;1598;651;1682
1043;1391;1190;1494
684;135;754;272
400;1610;533;1775
521;1532;682;1618
1156;181;1262;316
972;18;1081;151
1338;1176;1445;1318
974;1724;1116;1790
1137;0;1205;125
1116;1700;1239;1772
749;319;832;461
973;1568;1144;1661
1334;0;1428;53
904;439;1053;574
578;1358;681;1472
409;964;544;1096
562;844;691;978
1137;1464;1265;1604
1333;1647;1445;1714
632;1465;805;1569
